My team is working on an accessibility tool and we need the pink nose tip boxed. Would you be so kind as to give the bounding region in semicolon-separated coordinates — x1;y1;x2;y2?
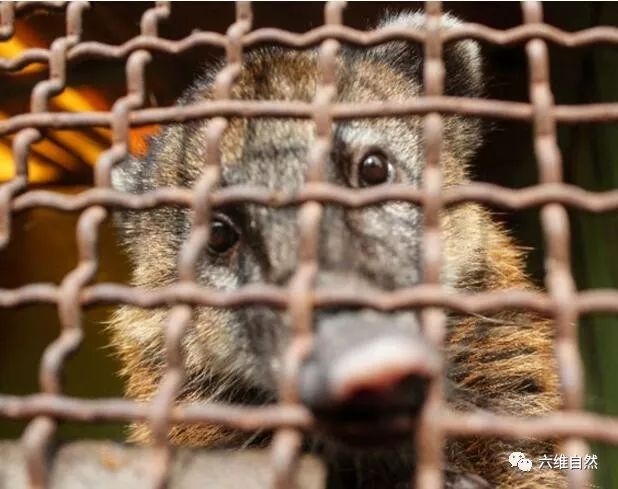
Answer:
298;324;441;415
329;336;441;404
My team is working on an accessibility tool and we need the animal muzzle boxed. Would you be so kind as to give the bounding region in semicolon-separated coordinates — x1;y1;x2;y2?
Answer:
298;310;441;446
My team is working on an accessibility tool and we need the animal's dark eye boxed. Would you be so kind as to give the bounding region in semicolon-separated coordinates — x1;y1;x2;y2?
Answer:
357;152;393;187
208;214;240;254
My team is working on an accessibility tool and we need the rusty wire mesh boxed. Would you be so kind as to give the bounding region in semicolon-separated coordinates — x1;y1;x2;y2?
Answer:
1;1;618;488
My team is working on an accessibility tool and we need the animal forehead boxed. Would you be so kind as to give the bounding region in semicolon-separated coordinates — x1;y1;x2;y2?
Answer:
212;48;422;187
227;47;418;103
220;118;312;189
219;116;418;190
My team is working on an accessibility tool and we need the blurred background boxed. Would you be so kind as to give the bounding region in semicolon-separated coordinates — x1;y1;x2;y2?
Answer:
0;2;616;486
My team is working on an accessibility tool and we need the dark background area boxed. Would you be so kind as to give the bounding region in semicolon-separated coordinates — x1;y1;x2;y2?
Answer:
0;2;616;486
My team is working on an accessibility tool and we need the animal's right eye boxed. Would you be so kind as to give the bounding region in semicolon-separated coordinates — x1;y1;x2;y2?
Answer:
208;214;240;255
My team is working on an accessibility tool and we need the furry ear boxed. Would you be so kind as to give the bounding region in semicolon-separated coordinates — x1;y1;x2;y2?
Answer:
110;159;137;247
110;155;153;247
111;156;145;194
110;127;188;254
375;11;484;99
370;11;485;162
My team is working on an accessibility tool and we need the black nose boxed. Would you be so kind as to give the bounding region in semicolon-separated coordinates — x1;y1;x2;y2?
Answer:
298;311;440;443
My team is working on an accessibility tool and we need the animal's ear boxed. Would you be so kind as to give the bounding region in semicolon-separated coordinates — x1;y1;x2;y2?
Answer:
111;156;144;195
373;11;485;162
375;11;484;98
111;156;150;245
112;155;162;250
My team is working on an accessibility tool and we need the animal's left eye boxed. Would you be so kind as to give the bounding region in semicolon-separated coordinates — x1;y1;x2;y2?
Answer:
356;152;393;187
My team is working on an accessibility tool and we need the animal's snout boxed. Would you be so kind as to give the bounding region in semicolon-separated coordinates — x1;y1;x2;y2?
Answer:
298;310;440;445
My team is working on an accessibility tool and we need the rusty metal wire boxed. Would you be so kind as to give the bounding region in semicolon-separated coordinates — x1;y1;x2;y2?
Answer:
522;4;589;488
414;4;447;488
1;1;618;489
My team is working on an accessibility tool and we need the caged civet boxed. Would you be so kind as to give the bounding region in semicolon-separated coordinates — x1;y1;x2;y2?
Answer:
110;11;564;489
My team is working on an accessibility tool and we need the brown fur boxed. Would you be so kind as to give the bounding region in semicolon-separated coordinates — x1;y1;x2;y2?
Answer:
445;215;563;488
110;11;565;489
